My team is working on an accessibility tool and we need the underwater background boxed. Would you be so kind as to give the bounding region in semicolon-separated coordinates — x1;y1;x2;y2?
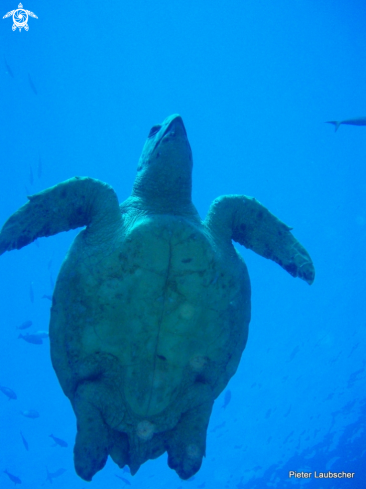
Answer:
0;0;365;487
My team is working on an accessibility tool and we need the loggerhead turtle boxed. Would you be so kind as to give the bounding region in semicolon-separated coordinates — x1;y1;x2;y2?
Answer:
0;114;314;481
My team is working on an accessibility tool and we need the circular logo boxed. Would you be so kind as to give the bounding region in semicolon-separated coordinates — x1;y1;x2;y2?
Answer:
12;8;28;30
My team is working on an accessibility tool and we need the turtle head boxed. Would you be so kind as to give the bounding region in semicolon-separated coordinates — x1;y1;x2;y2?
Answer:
132;114;193;210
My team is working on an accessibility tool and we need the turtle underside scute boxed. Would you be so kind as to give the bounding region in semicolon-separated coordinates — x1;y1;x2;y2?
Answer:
49;215;250;480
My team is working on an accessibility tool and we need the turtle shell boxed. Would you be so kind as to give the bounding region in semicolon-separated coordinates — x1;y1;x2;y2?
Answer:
50;213;250;436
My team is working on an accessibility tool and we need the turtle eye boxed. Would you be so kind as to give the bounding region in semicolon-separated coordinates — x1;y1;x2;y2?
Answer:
148;125;161;138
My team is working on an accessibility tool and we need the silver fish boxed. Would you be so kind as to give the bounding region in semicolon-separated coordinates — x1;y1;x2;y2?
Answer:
326;116;366;132
0;385;17;400
18;333;43;345
20;431;29;451
46;468;66;483
37;157;42;179
30;281;34;303
16;320;32;330
115;474;131;485
4;56;14;78
28;73;38;95
33;330;49;339
50;434;68;447
29;165;34;185
3;469;21;485
20;409;40;419
222;389;231;409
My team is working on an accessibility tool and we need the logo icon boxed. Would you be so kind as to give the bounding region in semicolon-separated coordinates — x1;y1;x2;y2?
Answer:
3;3;38;31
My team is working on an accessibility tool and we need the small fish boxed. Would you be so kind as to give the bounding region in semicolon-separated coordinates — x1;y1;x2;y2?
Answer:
222;389;231;409
0;385;17;400
16;320;32;330
28;73;38;95
18;333;43;345
37;157;42;179
284;406;291;418
29;165;34;185
30;282;34;303
326;117;366;132
288;345;300;361
115;475;131;485
4;56;14;78
42;294;53;301
34;330;49;339
210;421;225;432
20;409;40;419
348;342;359;358
236;476;245;489
3;469;21;485
45;468;66;483
50;434;68;447
20;431;29;451
50;274;54;290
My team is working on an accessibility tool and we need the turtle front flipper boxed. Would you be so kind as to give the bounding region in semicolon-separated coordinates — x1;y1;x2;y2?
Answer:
205;195;315;284
0;177;121;255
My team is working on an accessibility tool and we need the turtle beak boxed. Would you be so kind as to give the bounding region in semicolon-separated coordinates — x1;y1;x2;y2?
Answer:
164;115;187;138
154;115;189;153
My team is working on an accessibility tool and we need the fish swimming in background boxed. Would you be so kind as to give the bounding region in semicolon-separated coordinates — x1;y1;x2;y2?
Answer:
210;421;226;432
50;434;68;447
20;431;29;451
45;468;66;484
16;320;32;330
236;476;246;489
288;345;301;361
326;117;366;132
28;73;38;95
42;294;53;301
284;405;292;418
50;273;55;290
4;56;14;78
18;333;43;345
20;409;40;419
33;330;49;339
0;385;17;400
37;157;42;179
3;469;22;485
29;165;34;185
30;281;34;303
115;474;131;485
222;389;231;409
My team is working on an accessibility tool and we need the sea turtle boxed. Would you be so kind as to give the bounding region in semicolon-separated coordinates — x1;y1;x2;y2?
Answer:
0;114;315;481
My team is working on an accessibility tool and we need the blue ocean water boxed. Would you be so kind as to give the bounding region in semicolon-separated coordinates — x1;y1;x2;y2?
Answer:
0;0;365;487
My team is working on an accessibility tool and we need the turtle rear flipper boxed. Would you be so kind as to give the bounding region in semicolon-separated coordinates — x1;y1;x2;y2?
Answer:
205;195;315;284
0;177;121;255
